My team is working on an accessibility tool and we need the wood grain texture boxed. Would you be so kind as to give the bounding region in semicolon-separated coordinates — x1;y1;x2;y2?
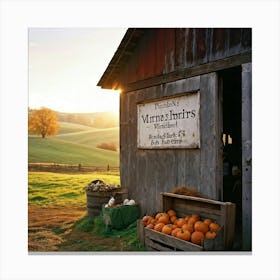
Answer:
120;73;223;216
241;63;252;251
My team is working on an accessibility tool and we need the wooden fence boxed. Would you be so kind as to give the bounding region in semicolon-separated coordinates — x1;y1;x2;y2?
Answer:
28;162;119;173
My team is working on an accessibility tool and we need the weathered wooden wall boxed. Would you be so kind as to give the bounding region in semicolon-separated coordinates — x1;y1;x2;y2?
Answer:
120;73;222;215
99;27;251;249
241;63;252;250
118;28;251;89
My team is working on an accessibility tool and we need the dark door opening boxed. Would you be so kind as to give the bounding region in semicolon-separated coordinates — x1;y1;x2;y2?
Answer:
219;66;242;249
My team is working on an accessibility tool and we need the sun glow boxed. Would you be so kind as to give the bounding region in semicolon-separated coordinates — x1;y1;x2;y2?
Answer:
28;28;127;114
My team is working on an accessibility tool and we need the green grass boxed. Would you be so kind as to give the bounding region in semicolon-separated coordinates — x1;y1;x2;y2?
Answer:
28;171;120;207
57;122;99;134
28;122;119;166
28;171;146;251
54;124;119;149
28;136;119;166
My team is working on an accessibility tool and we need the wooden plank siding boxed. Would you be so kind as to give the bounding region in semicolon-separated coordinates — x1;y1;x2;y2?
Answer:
120;73;222;215
112;28;251;92
241;63;252;250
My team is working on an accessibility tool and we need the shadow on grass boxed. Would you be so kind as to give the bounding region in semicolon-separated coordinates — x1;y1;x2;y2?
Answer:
60;215;147;252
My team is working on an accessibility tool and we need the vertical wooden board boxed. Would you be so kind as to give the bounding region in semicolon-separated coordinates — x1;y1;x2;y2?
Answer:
199;73;221;199
135;151;148;215
126;93;138;198
195;28;208;63
144;31;156;79
136;35;150;81
155;150;178;210
228;28;242;56
164;28;175;73
185;149;201;189
147;155;158;215
185;28;194;67
241;63;252;251
225;202;236;249
127;47;141;83
210;28;228;61
137;219;145;245
175;28;186;69
155;28;165;76
241;28;252;50
120;92;130;189
176;150;187;186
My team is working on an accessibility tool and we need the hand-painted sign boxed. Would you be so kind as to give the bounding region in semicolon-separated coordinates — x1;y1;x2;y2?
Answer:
137;92;200;149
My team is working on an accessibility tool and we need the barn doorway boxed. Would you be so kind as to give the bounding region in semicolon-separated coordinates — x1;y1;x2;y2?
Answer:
219;66;243;249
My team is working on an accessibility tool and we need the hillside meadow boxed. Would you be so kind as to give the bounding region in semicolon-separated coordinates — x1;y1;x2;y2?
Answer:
28;121;119;166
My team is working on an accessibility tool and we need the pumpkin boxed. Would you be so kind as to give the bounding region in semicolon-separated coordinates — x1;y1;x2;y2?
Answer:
191;231;204;246
188;216;199;225
155;212;168;220
154;222;165;232
171;227;181;237
161;224;173;235
175;218;185;228
170;215;177;224
167;209;176;217
176;228;191;241
209;222;221;233
194;221;209;234
146;223;155;229
182;222;194;233
142;215;153;226
205;231;217;239
203;218;213;226
191;214;200;221
184;215;191;223
158;215;170;224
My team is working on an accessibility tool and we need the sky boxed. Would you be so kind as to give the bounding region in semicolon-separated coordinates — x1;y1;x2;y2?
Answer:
28;28;127;113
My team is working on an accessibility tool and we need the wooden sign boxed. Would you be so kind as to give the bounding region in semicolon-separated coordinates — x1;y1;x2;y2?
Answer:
137;92;200;149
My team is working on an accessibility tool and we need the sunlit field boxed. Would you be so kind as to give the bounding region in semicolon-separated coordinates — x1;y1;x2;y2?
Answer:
28;171;143;252
28;171;120;207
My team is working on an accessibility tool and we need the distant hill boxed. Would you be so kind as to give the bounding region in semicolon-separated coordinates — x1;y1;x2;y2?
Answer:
28;136;119;166
55;111;119;129
28;119;119;166
55;122;119;149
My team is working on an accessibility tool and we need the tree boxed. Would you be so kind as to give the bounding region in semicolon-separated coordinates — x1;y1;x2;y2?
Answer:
28;107;60;138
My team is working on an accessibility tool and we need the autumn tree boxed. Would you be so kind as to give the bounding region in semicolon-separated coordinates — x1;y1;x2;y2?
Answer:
28;107;60;138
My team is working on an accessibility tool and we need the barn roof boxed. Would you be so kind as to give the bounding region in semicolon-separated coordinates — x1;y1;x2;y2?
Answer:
97;28;144;90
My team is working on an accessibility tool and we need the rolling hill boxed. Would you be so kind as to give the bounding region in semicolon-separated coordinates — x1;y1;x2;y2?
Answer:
54;122;119;149
28;121;119;166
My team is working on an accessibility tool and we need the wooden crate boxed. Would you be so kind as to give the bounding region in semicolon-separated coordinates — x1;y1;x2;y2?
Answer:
137;192;235;251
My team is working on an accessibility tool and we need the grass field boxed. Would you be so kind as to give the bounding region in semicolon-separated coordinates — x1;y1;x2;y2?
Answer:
57;122;100;134
55;122;119;148
28;171;120;207
28;171;144;252
28;122;144;252
28;121;119;166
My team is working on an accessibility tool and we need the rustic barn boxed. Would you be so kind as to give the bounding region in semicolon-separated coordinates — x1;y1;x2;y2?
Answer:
97;28;252;250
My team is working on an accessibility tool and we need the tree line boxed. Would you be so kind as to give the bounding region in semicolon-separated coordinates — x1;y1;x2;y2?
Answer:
28;107;119;139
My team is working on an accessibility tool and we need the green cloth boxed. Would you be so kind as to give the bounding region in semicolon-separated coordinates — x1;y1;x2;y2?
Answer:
102;204;140;231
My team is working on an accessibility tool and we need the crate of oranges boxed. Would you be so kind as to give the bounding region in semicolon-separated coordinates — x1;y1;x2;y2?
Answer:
137;192;235;251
